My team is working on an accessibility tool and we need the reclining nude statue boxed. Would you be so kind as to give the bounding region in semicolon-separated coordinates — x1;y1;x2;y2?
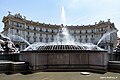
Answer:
0;34;19;53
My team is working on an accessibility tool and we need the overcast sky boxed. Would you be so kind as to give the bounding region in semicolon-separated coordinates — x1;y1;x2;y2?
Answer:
0;0;120;36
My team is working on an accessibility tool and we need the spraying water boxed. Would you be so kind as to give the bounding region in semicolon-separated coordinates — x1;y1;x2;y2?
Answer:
24;5;104;51
24;42;47;51
53;25;76;45
9;34;31;46
1;34;11;41
61;5;66;25
52;5;75;45
97;30;117;45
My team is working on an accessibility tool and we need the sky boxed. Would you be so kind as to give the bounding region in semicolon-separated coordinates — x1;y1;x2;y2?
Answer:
0;0;120;37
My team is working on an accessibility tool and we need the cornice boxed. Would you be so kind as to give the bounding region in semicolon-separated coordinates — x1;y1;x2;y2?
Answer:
2;13;116;30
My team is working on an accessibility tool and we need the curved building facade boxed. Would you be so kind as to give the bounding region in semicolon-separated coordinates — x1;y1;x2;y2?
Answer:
2;13;118;53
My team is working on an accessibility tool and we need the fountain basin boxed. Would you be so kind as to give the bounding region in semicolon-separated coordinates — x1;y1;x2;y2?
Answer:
11;62;29;73
20;46;108;73
0;60;11;73
0;59;28;74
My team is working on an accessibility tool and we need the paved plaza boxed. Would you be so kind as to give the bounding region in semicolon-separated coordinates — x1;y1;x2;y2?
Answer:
0;72;119;80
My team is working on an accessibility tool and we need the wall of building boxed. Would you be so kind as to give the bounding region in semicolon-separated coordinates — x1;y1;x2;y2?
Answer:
2;13;118;53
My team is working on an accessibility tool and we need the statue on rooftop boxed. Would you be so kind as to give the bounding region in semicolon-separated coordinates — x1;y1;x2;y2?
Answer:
8;11;11;15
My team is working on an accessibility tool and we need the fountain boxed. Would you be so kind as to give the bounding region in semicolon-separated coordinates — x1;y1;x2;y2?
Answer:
0;5;119;74
18;5;108;73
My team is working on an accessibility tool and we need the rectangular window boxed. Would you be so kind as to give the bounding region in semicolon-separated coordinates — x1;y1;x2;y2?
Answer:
40;34;42;36
27;26;30;30
52;30;54;33
80;35;81;38
28;32;29;35
52;35;53;37
46;29;48;32
74;35;76;38
46;38;48;43
80;30;81;34
34;38;36;42
46;34;48;37
40;37;42;42
86;30;87;33
40;28;42;32
16;29;19;33
27;37;30;41
101;33;103;37
74;31;76;34
85;39;88;43
92;35;93;38
51;38;54;42
79;39;82;42
34;27;36;30
16;23;19;27
91;30;94;33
